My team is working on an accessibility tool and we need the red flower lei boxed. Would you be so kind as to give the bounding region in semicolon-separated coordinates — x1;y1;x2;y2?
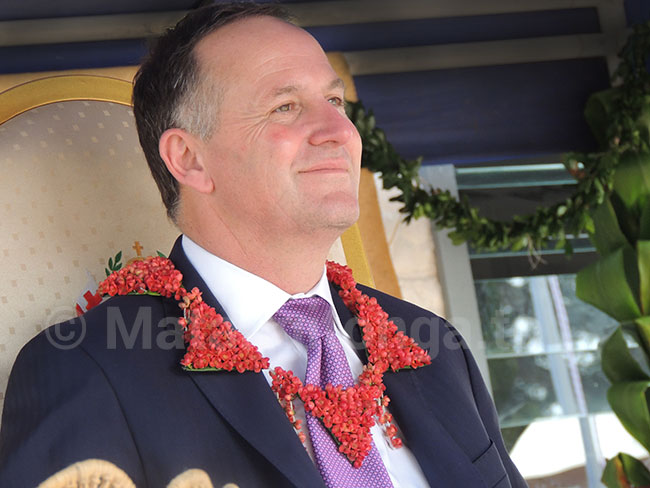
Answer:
98;257;431;467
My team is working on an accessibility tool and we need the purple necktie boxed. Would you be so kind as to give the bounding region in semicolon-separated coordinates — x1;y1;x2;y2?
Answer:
274;296;394;488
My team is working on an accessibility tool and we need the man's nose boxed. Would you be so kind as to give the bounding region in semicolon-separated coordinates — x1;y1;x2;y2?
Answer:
308;101;356;147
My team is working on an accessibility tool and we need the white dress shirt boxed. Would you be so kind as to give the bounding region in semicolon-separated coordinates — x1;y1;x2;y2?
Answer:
183;235;430;488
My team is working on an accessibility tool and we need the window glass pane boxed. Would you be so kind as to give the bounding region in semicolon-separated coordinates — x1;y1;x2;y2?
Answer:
574;350;610;414
489;355;578;427
492;351;613;424
476;274;620;357
556;274;618;350
474;270;642;483
475;278;542;355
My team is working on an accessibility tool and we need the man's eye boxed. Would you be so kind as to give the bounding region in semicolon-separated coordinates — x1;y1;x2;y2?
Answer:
274;103;293;113
328;97;345;107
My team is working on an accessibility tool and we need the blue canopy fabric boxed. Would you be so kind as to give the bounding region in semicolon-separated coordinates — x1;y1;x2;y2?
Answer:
354;58;611;166
0;0;647;166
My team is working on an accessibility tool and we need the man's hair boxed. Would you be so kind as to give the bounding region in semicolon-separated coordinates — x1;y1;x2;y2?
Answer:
132;2;291;222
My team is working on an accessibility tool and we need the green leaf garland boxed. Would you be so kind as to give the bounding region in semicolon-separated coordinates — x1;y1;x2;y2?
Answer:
348;21;650;255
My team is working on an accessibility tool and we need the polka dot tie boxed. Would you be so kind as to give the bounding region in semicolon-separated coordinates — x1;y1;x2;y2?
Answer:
274;296;394;488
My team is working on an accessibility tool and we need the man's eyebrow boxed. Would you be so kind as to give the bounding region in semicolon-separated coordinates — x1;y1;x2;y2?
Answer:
328;78;345;91
271;85;298;98
267;78;345;99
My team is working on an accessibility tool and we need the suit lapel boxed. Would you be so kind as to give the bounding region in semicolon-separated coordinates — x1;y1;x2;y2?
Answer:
331;282;487;487
167;238;324;487
330;283;367;363
189;371;322;487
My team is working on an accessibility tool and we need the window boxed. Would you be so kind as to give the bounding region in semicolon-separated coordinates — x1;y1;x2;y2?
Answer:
422;162;647;487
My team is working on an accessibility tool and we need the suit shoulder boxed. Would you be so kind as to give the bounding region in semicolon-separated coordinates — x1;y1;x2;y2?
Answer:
20;293;175;359
84;293;171;325
355;284;470;366
356;284;449;327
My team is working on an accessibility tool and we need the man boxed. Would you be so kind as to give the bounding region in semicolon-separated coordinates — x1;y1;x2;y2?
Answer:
0;3;526;487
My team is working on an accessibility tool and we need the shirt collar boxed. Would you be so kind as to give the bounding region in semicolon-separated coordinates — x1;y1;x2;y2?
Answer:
181;235;338;340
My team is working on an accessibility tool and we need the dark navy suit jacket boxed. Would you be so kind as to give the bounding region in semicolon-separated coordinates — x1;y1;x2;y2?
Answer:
0;237;527;487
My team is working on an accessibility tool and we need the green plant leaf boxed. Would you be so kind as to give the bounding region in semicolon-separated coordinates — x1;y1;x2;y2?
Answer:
602;457;623;488
583;213;596;234
601;455;621;487
639;240;650;314
602;452;650;487
608;381;650;451
447;231;467;246
564;240;574;256
636;95;650;149
619;452;650;485
576;246;642;321
611;192;641;247
639;197;650;240
602;326;650;383
635;316;650;361
115;251;122;264
157;250;167;258
591;198;629;254
613;151;650;209
584;88;618;148
511;236;528;252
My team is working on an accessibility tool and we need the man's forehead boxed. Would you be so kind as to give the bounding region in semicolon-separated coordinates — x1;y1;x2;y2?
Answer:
195;16;339;96
195;15;314;63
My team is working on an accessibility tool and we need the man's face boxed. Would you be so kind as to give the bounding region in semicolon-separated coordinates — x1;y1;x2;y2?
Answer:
193;16;362;243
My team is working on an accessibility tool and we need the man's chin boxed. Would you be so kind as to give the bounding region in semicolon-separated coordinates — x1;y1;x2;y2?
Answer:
293;195;359;236
322;212;361;241
324;201;360;229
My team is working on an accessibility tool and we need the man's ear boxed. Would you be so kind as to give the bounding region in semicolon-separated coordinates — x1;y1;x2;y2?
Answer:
159;128;214;193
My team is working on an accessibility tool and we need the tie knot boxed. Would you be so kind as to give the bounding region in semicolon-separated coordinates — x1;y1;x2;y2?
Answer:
273;296;334;346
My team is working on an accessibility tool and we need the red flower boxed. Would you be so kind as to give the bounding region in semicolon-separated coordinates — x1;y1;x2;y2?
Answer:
99;255;430;468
